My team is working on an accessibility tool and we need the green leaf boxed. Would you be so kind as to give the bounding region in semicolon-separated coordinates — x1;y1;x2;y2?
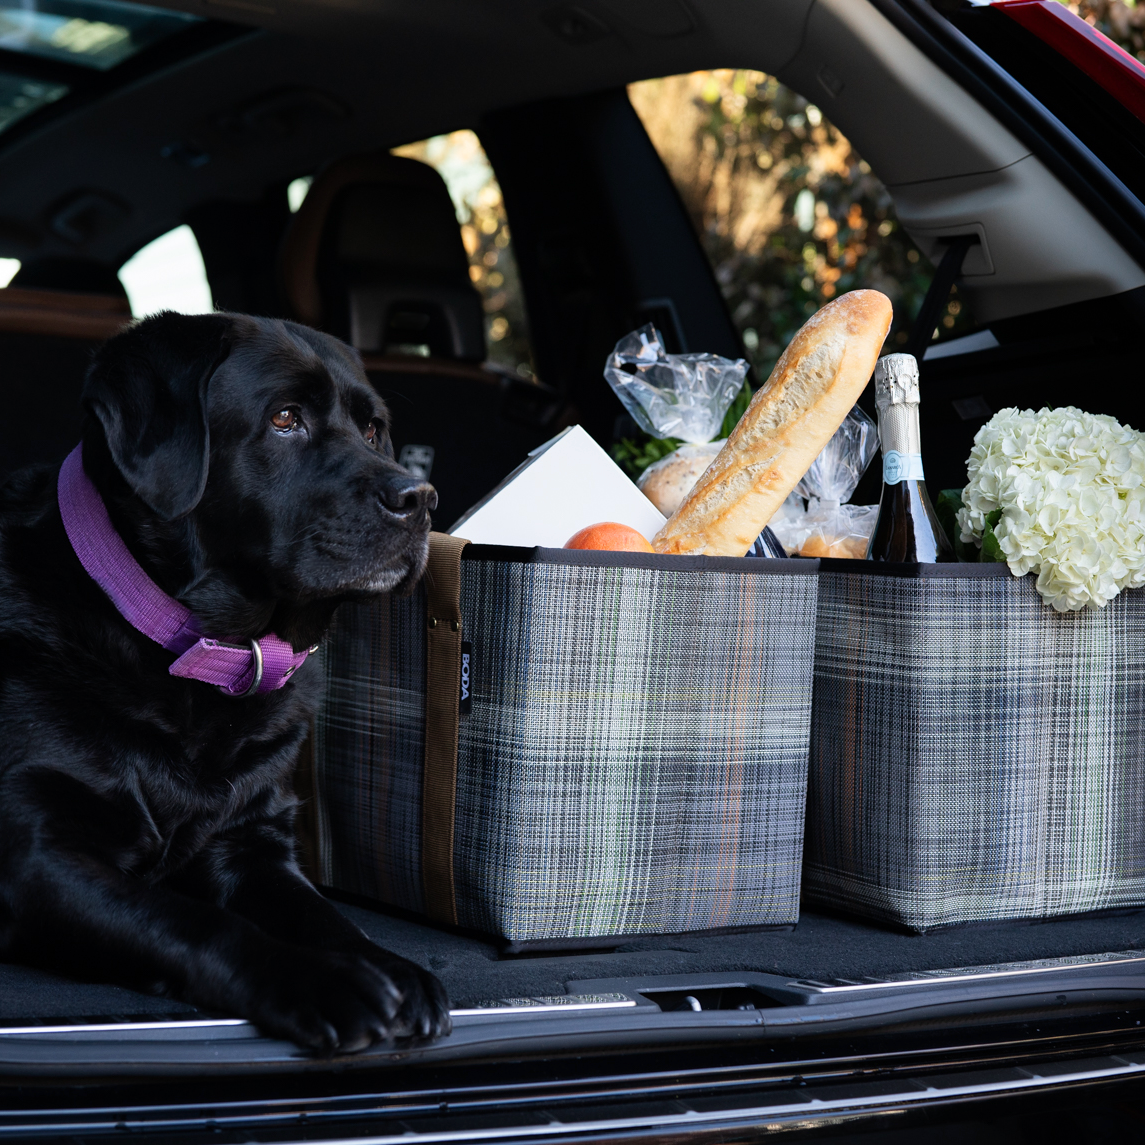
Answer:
718;382;754;440
935;487;973;562
981;508;1005;563
611;435;683;479
612;383;753;481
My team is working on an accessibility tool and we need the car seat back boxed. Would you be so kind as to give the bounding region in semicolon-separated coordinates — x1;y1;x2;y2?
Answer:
278;152;565;529
279;153;484;359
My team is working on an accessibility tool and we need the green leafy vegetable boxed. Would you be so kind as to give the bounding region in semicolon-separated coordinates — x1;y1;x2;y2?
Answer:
935;488;974;562
612;382;756;479
612;435;683;478
718;382;754;440
981;508;1005;563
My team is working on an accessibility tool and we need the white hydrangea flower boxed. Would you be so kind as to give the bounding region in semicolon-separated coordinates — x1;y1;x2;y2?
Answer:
956;406;1145;612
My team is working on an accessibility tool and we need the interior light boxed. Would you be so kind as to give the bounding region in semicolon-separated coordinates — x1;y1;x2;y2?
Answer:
50;17;131;57
0;0;199;71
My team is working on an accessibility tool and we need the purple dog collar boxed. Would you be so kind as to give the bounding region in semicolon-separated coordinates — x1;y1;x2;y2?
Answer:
58;445;313;697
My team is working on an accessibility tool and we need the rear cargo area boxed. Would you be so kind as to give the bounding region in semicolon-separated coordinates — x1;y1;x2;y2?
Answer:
3;898;1144;1023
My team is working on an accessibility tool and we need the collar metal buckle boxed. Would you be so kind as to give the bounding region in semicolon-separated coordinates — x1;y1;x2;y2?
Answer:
220;638;263;699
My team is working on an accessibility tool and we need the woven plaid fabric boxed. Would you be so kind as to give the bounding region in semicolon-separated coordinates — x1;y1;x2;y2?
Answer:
313;587;428;914
805;567;1145;932
314;550;818;945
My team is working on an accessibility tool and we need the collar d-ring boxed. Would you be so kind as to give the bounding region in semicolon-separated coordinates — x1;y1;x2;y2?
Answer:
225;638;264;698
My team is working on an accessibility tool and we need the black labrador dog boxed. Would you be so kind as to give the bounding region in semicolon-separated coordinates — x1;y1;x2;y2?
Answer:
0;311;451;1052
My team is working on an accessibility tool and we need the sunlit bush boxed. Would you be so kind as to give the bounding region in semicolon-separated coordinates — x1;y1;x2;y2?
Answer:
1075;0;1145;62
629;70;975;382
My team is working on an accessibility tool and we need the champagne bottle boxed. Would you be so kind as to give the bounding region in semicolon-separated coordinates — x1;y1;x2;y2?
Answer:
866;353;954;563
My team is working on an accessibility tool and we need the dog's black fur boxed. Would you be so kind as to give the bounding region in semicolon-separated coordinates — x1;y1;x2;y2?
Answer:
0;312;451;1053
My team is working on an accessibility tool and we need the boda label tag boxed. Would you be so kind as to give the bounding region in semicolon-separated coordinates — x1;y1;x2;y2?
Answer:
460;641;472;715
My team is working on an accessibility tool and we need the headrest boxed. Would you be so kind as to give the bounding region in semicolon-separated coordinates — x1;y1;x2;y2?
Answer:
279;153;485;361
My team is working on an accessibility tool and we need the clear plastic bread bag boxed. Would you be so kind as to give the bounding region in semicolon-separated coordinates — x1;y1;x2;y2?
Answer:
604;324;749;445
606;324;792;556
767;405;880;558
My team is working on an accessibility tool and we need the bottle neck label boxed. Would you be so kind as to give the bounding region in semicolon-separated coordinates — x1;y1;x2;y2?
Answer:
883;450;925;484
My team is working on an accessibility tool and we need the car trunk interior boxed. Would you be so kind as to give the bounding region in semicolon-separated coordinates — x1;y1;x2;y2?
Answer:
3;897;1144;1024
2;0;1145;1074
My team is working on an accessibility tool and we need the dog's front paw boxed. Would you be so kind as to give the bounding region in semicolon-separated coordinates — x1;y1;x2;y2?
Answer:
356;947;452;1041
247;948;446;1054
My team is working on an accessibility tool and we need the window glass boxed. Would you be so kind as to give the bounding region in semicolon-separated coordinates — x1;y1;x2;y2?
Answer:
0;0;198;71
118;224;213;317
0;72;67;136
392;130;534;379
629;71;973;378
286;175;312;214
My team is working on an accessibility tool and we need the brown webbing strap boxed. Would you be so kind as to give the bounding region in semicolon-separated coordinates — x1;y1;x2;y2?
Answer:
421;532;470;925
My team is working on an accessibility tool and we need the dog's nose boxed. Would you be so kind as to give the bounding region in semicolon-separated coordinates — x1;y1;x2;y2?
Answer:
379;472;437;519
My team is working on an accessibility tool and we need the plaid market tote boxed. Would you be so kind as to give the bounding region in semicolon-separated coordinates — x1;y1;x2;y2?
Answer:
804;560;1145;933
311;534;819;949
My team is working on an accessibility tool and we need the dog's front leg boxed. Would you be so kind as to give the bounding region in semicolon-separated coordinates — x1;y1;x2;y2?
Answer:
0;776;424;1053
176;812;451;1042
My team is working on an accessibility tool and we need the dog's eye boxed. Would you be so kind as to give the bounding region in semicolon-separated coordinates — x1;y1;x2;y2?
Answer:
271;409;296;432
365;421;379;446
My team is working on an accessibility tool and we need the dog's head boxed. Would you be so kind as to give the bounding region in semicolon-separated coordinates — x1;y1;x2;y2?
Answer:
82;312;436;611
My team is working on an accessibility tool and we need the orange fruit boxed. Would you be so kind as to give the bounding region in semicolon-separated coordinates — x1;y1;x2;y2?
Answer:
565;522;654;552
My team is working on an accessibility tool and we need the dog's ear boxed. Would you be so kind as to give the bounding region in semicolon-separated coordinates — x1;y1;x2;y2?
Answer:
83;312;232;520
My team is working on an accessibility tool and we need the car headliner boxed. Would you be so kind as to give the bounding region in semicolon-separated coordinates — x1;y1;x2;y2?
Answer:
0;0;1141;324
0;0;811;267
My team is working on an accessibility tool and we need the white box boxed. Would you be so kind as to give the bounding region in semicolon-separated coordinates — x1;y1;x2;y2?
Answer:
448;425;666;548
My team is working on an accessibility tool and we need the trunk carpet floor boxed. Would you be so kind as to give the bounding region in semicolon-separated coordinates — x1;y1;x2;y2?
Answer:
2;901;1144;1020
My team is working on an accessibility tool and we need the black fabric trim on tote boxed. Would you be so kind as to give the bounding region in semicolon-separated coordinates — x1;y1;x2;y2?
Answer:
818;558;1012;579
321;884;797;952
460;545;820;575
814;900;1145;938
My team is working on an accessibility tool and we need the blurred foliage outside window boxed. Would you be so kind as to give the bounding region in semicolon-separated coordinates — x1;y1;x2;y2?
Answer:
392;131;535;379
1071;0;1145;60
628;70;975;385
617;69;973;474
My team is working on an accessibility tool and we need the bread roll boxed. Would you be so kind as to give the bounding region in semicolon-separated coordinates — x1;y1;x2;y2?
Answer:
652;290;893;557
799;534;868;559
638;442;722;517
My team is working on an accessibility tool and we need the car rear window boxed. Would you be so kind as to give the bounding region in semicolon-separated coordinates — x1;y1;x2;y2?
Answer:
628;70;976;378
0;0;198;70
118;224;213;317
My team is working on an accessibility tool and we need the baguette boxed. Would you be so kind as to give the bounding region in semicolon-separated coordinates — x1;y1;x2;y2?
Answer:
652;289;893;557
